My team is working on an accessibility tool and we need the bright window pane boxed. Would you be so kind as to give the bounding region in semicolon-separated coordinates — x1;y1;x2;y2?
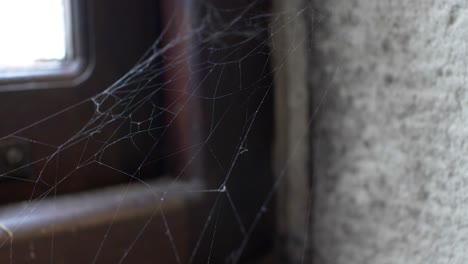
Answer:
0;0;67;69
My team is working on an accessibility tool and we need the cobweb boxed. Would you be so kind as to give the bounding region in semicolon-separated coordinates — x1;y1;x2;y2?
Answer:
0;0;321;263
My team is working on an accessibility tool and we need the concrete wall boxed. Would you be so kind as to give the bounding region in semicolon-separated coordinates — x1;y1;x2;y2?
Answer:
308;0;468;263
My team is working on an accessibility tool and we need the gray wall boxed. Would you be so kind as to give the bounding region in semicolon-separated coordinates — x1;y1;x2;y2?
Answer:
309;0;468;263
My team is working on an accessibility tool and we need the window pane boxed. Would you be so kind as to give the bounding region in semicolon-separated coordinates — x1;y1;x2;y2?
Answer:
0;0;67;70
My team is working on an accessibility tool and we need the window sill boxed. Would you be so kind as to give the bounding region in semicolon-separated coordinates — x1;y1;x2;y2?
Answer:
0;178;201;263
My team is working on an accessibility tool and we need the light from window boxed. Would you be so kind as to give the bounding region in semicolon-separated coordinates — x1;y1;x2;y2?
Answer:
0;0;68;74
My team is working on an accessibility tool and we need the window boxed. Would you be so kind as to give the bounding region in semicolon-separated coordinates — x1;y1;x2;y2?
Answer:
0;0;87;91
0;0;160;201
0;0;67;75
0;0;276;263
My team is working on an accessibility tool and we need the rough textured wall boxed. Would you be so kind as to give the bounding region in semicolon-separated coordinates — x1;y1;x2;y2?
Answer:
309;1;468;263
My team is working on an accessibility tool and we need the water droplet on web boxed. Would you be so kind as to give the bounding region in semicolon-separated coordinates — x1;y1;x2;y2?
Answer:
219;185;227;192
240;147;248;154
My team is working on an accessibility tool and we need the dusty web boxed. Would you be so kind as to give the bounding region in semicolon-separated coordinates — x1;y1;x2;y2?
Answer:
0;0;322;263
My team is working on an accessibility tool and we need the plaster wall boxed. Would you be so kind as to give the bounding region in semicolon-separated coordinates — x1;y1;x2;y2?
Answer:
309;1;468;263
